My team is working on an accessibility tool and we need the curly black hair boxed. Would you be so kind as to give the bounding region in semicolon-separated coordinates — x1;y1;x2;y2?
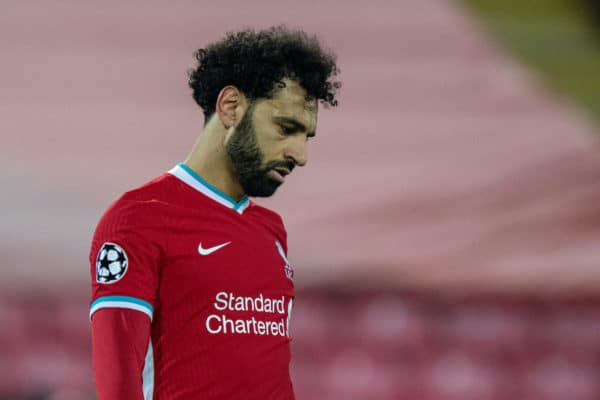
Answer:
188;26;341;121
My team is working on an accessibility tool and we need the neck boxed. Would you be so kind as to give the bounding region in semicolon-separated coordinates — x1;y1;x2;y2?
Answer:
183;118;246;202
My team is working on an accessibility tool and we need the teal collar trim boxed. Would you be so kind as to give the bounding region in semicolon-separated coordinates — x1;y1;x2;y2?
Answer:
169;163;251;214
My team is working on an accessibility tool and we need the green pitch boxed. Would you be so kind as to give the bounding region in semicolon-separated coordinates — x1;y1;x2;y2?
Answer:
464;0;600;125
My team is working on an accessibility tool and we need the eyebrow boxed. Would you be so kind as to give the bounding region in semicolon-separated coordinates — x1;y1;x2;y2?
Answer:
273;116;316;137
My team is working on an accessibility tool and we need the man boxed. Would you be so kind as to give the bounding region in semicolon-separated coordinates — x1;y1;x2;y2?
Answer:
89;26;340;400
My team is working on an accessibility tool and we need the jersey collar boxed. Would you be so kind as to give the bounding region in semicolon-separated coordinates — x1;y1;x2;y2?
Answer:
168;163;251;214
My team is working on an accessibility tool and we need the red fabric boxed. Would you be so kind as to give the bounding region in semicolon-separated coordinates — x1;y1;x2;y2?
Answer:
91;308;150;400
89;168;295;399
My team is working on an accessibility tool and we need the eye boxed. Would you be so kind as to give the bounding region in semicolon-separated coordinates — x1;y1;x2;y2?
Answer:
280;125;295;135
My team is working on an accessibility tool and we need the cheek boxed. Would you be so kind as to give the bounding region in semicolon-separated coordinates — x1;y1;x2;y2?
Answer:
254;127;283;158
258;143;282;163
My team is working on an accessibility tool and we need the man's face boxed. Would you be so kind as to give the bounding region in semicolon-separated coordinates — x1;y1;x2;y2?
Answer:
226;80;317;197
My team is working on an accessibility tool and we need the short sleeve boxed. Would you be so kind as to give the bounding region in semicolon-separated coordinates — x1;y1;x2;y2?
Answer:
89;199;164;321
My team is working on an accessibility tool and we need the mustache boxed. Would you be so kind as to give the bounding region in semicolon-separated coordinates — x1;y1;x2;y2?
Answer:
265;160;295;173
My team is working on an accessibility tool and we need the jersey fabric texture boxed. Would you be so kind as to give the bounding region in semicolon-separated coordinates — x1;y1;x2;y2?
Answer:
89;163;296;400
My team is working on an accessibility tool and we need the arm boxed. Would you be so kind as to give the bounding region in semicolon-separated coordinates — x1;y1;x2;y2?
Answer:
92;308;151;400
89;200;162;399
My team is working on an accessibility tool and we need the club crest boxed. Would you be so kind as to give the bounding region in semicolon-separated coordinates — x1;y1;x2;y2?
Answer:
275;240;294;280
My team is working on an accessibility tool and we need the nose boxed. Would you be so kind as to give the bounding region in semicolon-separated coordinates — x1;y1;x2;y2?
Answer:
284;136;308;167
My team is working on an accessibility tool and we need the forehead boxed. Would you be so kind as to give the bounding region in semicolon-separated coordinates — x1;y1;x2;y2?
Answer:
260;80;317;127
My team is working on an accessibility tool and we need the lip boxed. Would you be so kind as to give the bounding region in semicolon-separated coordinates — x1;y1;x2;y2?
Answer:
268;169;286;183
274;167;290;176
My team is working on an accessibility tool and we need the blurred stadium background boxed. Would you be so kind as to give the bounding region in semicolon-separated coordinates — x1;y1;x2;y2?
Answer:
1;0;600;399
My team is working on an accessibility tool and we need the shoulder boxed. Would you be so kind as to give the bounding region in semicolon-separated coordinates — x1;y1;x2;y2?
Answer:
248;201;288;245
120;172;181;205
250;201;285;228
90;174;174;265
94;173;177;235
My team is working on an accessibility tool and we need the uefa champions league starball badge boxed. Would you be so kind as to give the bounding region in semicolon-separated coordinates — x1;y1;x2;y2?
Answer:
96;242;128;284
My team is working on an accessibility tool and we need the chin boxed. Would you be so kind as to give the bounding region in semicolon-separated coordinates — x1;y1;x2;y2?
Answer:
246;187;280;198
243;178;281;198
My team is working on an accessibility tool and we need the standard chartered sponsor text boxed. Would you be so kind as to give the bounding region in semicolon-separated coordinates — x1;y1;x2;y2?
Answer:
206;292;293;337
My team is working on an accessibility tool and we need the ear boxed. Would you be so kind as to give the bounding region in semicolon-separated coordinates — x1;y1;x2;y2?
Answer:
216;86;246;129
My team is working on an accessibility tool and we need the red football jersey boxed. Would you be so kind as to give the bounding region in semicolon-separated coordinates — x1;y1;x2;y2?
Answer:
89;163;296;400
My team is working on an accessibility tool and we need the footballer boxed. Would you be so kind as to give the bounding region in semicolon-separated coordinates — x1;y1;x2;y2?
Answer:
89;26;340;399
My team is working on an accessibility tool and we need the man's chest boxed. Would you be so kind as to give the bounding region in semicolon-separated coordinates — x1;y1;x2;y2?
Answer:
159;209;294;302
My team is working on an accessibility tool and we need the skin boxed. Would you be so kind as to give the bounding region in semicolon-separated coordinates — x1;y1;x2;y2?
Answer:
184;79;317;201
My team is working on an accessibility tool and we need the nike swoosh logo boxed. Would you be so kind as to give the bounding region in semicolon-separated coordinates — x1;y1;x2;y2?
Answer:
198;241;231;256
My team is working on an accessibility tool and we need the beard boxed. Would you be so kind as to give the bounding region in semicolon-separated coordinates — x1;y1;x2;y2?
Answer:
225;103;294;197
